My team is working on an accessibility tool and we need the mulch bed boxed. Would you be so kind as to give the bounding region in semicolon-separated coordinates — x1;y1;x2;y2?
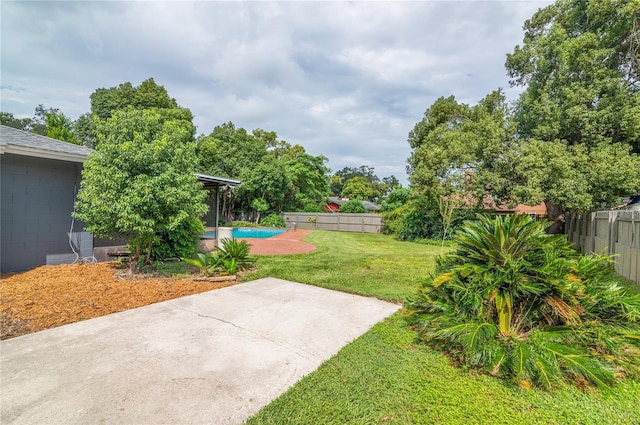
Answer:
0;262;240;340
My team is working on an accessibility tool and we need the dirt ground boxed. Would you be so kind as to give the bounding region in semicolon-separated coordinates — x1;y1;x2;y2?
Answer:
0;262;241;340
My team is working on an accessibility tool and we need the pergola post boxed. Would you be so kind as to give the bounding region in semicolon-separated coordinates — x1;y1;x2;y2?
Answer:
215;185;220;243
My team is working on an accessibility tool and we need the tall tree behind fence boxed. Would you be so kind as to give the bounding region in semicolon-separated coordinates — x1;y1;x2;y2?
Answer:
282;213;382;234
566;211;639;284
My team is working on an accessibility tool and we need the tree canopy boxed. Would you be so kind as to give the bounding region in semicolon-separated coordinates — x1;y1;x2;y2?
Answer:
407;0;640;231
196;122;330;221
330;165;400;203
89;78;186;121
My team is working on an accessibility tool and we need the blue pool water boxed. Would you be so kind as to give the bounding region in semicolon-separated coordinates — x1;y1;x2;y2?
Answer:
202;227;286;239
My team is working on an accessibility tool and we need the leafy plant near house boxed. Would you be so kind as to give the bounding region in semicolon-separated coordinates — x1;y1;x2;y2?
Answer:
406;214;640;388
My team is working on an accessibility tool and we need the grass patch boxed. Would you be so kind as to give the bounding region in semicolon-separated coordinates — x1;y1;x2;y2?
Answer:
242;230;640;424
246;314;640;425
244;230;444;302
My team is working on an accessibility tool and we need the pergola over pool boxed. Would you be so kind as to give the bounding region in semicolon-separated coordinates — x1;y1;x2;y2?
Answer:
196;173;241;237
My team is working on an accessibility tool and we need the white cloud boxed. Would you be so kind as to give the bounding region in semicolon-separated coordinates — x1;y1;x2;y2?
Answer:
0;0;554;185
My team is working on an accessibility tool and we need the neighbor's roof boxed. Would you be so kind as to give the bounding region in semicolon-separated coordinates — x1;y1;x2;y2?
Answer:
328;196;380;211
0;125;92;163
196;173;241;188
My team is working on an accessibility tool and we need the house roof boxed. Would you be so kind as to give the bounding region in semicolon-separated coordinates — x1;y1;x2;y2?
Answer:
196;173;241;188
0;125;241;187
0;125;92;163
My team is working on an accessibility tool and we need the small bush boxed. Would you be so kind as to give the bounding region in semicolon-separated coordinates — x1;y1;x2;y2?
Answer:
380;188;411;212
259;214;285;228
231;221;257;228
182;238;256;275
339;200;366;213
380;203;411;235
396;208;443;240
217;238;256;271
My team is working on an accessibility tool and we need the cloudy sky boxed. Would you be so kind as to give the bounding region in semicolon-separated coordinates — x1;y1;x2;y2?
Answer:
1;1;553;184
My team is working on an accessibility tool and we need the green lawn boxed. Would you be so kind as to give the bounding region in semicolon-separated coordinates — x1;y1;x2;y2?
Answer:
243;230;444;302
242;230;640;424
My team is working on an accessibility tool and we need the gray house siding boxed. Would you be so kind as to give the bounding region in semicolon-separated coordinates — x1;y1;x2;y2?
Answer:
1;153;83;273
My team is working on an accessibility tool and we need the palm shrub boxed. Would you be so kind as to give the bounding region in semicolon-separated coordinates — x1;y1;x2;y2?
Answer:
216;238;256;272
182;238;256;275
181;252;218;275
406;214;640;388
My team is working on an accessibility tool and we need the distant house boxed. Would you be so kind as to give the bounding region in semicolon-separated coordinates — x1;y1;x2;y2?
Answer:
1;125;92;273
325;197;381;213
0;125;239;273
482;196;547;217
456;171;547;218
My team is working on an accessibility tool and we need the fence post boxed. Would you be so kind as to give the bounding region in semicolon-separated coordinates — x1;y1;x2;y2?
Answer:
611;211;619;257
589;212;596;254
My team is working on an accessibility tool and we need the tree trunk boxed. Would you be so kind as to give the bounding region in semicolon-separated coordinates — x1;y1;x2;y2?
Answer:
545;200;566;234
129;244;141;273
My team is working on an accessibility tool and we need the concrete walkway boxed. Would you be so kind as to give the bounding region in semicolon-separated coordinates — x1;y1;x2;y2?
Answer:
1;278;399;425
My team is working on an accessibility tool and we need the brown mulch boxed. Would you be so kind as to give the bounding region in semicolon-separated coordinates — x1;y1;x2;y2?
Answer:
0;262;241;340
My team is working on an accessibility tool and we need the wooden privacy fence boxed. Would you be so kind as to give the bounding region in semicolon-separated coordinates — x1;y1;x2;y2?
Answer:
565;210;640;284
282;213;382;234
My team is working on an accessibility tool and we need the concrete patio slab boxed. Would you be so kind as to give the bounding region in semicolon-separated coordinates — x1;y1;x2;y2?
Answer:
0;278;400;425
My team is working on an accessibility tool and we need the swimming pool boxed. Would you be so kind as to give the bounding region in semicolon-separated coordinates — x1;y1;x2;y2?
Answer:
202;227;286;239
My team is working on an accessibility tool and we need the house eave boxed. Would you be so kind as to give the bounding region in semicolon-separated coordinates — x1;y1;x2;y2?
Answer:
195;173;241;188
0;144;89;163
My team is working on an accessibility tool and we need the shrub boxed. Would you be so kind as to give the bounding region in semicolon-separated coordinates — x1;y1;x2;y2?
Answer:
182;238;256;275
380;188;411;212
339;200;366;213
396;208;443;240
182;252;218;275
380;203;411;235
231;221;257;228
217;238;256;271
406;214;640;388
259;214;285;228
152;218;203;261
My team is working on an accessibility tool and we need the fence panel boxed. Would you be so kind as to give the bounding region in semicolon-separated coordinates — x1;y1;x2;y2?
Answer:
566;211;639;284
282;213;382;234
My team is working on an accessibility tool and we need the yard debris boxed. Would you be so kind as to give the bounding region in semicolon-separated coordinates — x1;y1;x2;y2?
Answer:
0;262;241;340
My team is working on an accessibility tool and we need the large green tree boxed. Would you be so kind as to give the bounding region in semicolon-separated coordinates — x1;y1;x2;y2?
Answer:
197;122;329;220
504;0;640;229
197;122;268;179
0;112;31;130
408;90;515;208
74;109;207;270
341;176;380;201
283;152;330;212
408;0;640;232
330;165;397;202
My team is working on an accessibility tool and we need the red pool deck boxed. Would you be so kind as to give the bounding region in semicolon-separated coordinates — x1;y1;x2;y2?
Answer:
239;229;316;256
